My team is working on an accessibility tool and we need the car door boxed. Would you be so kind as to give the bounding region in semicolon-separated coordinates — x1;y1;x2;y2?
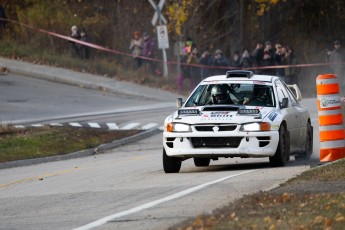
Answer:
275;80;302;152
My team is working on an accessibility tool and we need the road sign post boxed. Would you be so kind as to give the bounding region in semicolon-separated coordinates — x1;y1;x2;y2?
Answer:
148;0;168;77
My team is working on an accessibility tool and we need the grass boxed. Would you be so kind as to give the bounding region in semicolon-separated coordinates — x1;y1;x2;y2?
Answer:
0;39;182;95
0;125;139;163
171;159;345;230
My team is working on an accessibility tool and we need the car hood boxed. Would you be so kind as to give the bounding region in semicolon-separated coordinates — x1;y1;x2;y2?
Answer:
169;105;276;124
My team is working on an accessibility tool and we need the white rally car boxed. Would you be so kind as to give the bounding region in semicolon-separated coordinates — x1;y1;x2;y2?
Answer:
163;70;312;173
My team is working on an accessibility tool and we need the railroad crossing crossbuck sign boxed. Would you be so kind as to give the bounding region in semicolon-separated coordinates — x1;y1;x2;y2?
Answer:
149;0;167;26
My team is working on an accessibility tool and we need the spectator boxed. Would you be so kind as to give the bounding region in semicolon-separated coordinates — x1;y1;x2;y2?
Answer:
79;29;90;59
142;32;159;75
231;51;242;69
240;48;253;69
199;49;212;79
261;41;275;75
69;25;80;58
187;47;201;88
208;49;230;75
329;40;345;95
129;31;143;69
0;4;7;37
177;37;196;94
285;46;299;84
251;41;264;73
275;43;286;81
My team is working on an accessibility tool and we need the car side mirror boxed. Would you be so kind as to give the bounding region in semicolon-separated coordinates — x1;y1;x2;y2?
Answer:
280;98;288;109
176;98;183;108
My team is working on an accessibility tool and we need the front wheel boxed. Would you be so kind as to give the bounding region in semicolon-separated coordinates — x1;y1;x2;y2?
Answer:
194;158;211;167
270;125;289;167
163;149;181;173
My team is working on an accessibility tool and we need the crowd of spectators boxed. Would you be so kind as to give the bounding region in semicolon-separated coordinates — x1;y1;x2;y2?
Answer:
176;38;300;93
126;31;343;95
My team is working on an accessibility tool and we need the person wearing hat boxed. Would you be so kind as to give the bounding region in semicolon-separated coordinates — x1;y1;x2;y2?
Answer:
69;25;80;58
329;40;345;95
208;49;230;75
261;41;275;75
129;31;143;69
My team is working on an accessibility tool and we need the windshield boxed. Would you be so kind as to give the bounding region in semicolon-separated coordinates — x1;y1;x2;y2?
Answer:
185;83;276;107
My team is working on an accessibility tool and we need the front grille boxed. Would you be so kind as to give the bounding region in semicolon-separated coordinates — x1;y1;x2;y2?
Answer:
194;125;237;132
191;137;243;148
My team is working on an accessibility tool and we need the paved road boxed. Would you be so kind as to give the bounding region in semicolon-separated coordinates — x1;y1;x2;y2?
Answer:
0;132;315;230
0;58;322;229
0;94;321;230
0;74;174;124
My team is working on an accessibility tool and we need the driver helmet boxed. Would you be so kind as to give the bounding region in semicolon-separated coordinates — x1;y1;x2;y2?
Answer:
211;85;230;104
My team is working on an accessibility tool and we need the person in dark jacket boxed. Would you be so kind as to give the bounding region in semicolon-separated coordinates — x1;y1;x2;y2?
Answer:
251;41;264;74
0;4;7;37
208;49;230;76
79;29;90;59
261;41;275;75
69;25;80;58
142;32;159;75
329;40;345;95
199;49;212;79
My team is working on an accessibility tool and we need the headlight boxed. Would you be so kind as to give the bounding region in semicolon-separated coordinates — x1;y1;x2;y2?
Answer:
166;123;191;132
241;122;271;131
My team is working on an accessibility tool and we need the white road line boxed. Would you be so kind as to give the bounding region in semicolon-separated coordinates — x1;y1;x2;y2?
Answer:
141;123;158;130
50;123;63;126
158;125;164;131
31;124;43;127
69;122;82;127
107;123;119;130
73;170;256;230
88;123;101;128
121;123;140;130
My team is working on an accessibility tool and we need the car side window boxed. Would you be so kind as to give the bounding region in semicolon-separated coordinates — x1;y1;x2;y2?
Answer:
283;84;298;105
275;80;290;107
185;85;207;107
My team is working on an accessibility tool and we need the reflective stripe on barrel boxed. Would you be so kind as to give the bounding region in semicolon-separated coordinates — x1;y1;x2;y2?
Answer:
316;77;340;95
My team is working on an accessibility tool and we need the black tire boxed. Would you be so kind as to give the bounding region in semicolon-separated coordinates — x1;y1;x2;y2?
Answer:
269;125;289;167
296;122;313;161
194;158;211;167
163;149;181;173
285;131;291;162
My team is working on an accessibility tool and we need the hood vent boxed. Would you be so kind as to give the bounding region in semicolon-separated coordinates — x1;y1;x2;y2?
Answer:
202;106;241;111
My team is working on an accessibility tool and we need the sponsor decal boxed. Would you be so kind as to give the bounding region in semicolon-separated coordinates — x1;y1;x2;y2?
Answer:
201;112;233;120
268;112;278;121
320;96;341;108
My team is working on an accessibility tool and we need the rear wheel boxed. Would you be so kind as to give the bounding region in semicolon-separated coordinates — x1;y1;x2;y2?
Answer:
296;122;313;161
270;125;289;166
194;158;211;167
163;149;181;173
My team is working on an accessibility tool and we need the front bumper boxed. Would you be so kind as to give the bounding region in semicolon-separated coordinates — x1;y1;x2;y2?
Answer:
163;130;279;158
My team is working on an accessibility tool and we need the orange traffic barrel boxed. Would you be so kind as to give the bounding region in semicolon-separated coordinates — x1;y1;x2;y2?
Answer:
316;74;345;162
